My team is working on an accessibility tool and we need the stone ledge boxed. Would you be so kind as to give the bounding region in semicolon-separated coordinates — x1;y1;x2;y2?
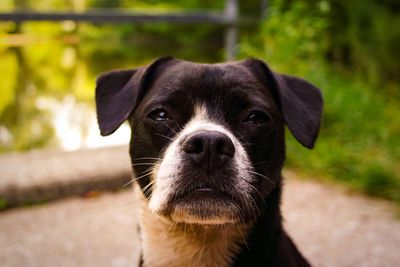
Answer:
0;145;132;208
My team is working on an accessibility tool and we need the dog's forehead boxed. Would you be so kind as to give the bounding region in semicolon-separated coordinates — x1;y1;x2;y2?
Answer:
155;61;259;89
147;60;275;108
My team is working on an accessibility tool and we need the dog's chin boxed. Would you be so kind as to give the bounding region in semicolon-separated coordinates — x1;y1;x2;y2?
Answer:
170;201;238;225
153;190;242;225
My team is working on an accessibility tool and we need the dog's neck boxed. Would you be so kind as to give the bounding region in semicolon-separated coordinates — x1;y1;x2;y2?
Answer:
139;200;251;267
232;183;284;266
136;184;285;267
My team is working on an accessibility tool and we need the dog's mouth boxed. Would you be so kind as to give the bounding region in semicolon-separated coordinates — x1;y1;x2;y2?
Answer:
162;185;243;225
176;187;232;202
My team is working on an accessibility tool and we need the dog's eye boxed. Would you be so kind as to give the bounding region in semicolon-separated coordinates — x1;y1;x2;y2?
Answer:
245;110;271;124
148;109;170;121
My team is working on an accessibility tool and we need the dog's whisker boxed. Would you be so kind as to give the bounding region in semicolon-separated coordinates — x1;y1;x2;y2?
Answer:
140;181;156;195
131;162;158;167
237;192;256;220
133;157;162;161
235;134;253;147
236;133;246;141
123;171;153;187
124;166;156;187
123;175;146;188
235;219;249;251
249;195;261;218
246;199;258;220
245;195;260;222
238;188;260;220
144;180;156;189
246;182;266;205
247;170;274;184
154;133;174;141
122;179;136;188
172;120;183;131
231;202;245;225
130;174;156;192
132;169;154;180
162;121;178;135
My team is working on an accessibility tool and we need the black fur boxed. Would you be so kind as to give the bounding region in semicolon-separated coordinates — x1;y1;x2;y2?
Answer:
95;57;323;266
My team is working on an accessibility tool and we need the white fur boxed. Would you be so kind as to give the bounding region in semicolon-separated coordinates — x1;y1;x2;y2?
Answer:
138;187;250;267
148;105;253;223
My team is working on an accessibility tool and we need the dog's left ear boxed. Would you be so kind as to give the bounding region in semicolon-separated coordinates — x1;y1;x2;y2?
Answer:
244;59;323;149
95;57;174;136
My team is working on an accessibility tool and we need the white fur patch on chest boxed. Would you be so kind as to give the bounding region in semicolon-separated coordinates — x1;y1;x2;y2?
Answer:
140;195;249;267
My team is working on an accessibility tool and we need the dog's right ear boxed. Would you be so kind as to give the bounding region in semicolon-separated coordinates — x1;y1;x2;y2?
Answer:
95;57;174;136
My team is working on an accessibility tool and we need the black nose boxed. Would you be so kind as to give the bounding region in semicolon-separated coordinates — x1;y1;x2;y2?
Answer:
181;131;235;169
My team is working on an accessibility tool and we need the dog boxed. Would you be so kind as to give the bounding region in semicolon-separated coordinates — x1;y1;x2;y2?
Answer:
95;57;323;267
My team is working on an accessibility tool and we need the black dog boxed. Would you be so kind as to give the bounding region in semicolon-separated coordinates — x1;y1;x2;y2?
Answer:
95;57;323;267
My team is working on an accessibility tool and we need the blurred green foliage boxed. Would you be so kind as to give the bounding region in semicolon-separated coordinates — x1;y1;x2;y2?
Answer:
0;1;226;152
0;0;399;203
240;0;400;203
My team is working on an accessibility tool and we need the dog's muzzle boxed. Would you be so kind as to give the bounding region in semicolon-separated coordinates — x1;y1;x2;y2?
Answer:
148;120;255;225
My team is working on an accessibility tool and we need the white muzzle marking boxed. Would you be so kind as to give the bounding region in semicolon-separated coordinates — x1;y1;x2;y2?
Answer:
148;105;253;224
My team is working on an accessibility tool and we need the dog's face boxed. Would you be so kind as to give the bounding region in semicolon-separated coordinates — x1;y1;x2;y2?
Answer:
95;57;323;225
129;61;285;225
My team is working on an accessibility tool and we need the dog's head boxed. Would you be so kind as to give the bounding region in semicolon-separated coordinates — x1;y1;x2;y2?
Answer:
95;57;323;225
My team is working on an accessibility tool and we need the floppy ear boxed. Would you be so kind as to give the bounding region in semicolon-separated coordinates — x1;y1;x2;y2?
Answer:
244;59;323;149
95;57;174;136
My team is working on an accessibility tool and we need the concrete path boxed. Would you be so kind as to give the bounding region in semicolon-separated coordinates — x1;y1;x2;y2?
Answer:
1;173;400;267
0;146;131;208
0;190;140;267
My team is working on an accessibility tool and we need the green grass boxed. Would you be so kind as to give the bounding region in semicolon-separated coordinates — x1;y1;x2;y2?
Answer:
284;72;400;203
239;2;400;204
0;198;8;210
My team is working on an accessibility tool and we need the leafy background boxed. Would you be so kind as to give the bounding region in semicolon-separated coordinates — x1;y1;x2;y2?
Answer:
0;0;399;204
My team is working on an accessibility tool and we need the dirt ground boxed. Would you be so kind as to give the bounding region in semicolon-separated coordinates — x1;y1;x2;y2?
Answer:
1;172;399;267
282;171;400;267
